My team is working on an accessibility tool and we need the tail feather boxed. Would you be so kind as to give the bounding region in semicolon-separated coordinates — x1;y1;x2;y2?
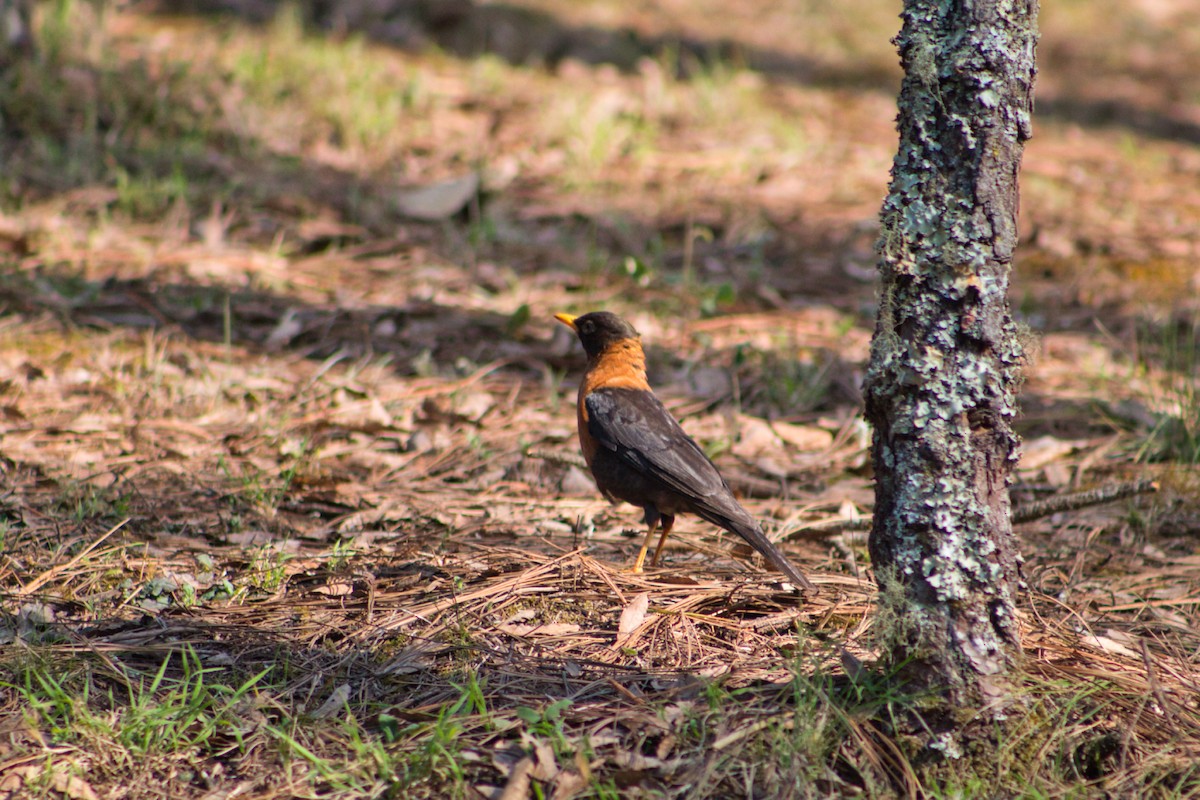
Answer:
699;506;817;593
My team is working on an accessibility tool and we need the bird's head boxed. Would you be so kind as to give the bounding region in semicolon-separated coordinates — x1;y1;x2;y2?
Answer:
554;311;641;359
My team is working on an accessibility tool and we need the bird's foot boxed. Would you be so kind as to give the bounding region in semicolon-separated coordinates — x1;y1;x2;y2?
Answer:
626;544;650;574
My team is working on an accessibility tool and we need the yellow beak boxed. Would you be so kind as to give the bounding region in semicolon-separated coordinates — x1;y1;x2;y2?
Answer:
553;313;577;331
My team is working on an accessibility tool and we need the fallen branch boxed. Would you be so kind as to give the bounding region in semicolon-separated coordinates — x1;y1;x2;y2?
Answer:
784;517;872;541
526;447;586;470
1011;480;1159;524
18;518;130;597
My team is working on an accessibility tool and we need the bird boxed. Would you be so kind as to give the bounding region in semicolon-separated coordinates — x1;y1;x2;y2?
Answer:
555;310;816;593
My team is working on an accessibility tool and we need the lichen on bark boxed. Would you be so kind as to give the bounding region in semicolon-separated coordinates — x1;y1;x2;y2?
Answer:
864;0;1038;726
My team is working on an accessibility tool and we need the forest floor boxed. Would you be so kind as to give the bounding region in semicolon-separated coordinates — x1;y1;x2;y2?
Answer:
1;1;1199;797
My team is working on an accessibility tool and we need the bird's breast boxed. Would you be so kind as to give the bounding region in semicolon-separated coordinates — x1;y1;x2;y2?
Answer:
576;384;599;466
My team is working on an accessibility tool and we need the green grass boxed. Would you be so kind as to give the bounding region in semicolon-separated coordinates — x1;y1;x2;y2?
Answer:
2;25;220;213
1137;318;1200;462
733;342;844;416
223;7;427;161
52;478;132;525
7;648;270;765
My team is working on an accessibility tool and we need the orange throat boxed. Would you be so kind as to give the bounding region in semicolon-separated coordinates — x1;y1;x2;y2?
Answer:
583;339;650;393
577;339;649;465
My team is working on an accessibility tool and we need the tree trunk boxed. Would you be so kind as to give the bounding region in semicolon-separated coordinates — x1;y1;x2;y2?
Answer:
863;0;1038;738
0;0;34;68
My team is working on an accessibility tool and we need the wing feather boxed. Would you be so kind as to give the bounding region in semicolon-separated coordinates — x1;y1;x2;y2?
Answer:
585;387;729;505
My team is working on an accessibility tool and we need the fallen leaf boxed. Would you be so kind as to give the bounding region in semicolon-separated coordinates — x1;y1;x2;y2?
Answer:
529;738;559;782
837;499;860;521
1084;631;1140;660
312;582;355;597
1020;435;1077;471
453;390;494;421
560;466;596;496
4;764;101;800
492;745;526;778
498;756;535;800
551;771;589;800
497;622;582;637
502;609;538;625
772;420;834;451
1043;461;1072;488
311;684;352;719
264;308;304;351
396;172;480;220
618;592;649;636
731;416;779;459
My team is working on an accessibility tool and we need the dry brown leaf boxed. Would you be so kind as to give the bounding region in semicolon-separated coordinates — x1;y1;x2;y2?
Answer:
1043;461;1072;488
502;609;538;625
497;622;582;637
396;172;480;220
260;308;302;351
550;771;589;800
311;684;352;719
730;416;779;459
311;582;355;597
530;739;559;782
617;592;649;637
1083;630;1142;660
3;764;102;800
772;421;835;451
1020;435;1078;471
497;756;534;800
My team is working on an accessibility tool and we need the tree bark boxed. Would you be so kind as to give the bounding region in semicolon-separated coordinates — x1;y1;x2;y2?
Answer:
863;0;1038;739
0;0;34;68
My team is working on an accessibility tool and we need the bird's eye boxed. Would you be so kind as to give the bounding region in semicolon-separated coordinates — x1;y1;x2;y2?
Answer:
581;321;594;334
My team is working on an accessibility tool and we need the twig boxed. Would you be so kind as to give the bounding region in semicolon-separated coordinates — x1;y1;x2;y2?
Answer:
1011;480;1158;524
526;447;586;469
498;756;535;800
1140;639;1175;720
18;518;131;597
720;468;790;499
784;516;872;541
712;716;793;751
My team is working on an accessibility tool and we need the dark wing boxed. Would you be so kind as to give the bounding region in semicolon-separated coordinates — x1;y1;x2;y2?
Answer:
584;387;734;512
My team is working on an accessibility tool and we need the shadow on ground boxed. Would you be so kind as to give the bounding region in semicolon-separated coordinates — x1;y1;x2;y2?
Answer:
141;0;1200;146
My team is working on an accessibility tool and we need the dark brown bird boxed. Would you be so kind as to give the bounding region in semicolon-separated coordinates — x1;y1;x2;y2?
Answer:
555;311;816;593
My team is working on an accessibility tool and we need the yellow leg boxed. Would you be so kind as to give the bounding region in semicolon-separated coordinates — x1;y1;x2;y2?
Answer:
630;525;657;573
649;515;675;567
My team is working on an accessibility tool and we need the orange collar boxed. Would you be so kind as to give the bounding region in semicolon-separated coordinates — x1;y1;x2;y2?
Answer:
583;339;650;393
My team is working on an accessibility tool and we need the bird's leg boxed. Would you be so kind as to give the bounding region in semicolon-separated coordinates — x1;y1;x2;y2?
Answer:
630;508;661;573
631;526;656;573
649;514;675;567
